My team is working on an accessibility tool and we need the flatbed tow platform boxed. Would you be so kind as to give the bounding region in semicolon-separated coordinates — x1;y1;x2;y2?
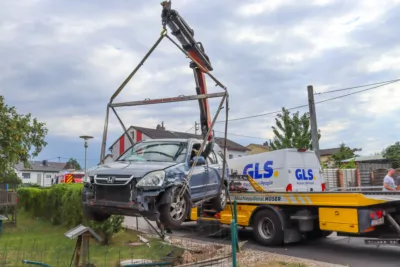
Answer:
189;175;400;246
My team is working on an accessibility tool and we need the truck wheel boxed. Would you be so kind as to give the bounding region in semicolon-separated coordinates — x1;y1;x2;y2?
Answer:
252;209;284;246
83;206;110;222
210;183;227;212
159;187;190;228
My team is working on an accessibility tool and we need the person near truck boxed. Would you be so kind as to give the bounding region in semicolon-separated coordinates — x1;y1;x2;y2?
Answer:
397;169;400;190
383;168;397;191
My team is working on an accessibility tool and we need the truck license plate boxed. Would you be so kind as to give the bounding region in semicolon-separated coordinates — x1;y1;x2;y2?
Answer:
365;239;400;245
371;217;384;226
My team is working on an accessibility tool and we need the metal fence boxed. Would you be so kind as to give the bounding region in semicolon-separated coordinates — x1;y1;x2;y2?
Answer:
322;168;357;190
0;233;233;267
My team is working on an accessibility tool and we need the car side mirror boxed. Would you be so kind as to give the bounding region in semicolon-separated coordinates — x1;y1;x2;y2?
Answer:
190;156;206;166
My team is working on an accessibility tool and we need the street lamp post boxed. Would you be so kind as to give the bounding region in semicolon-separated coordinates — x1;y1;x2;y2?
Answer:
79;135;94;174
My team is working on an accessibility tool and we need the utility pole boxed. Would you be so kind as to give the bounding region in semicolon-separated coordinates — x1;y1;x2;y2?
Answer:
194;121;199;135
307;85;320;161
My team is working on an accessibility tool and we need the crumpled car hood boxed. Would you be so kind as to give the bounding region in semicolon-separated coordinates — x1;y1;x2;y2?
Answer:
87;161;179;178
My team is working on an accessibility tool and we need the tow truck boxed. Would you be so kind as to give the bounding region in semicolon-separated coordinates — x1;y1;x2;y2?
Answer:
87;1;400;246
191;168;400;247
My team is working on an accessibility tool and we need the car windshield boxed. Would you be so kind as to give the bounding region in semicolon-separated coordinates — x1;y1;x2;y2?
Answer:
118;141;188;163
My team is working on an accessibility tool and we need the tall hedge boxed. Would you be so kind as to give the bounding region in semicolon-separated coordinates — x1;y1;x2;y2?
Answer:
17;183;124;244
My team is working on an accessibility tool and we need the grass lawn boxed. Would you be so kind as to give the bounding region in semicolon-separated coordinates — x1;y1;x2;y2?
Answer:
0;212;184;267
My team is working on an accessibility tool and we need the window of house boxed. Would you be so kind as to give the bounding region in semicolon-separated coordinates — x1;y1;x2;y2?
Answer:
45;174;52;178
22;173;31;179
130;131;135;142
229;154;233;159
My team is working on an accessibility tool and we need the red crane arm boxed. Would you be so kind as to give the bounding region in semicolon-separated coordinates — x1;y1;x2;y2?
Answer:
161;0;214;141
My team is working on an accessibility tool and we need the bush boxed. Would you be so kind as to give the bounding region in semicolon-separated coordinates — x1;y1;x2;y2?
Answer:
17;184;124;244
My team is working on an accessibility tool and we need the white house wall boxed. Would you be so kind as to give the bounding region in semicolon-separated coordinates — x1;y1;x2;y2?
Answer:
17;171;59;187
227;150;248;159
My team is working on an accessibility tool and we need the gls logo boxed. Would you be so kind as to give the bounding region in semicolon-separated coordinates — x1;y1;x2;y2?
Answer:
243;161;274;179
295;169;314;180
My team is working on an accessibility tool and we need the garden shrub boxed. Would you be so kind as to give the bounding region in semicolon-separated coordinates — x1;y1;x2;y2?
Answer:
17;184;124;244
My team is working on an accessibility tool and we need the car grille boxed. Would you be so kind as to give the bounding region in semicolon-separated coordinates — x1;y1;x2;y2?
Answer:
95;174;132;185
95;183;134;203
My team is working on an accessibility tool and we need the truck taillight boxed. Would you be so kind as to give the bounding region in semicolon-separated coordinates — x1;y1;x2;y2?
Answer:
321;183;326;192
370;210;384;219
286;184;293;192
376;210;383;219
297;148;307;152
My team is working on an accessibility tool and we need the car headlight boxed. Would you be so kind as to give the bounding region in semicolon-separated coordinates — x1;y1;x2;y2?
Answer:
83;173;90;183
136;170;165;187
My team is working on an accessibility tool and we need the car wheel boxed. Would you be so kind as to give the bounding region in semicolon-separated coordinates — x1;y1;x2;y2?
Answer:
159;187;190;228
252;209;284;246
210;183;227;212
83;205;111;222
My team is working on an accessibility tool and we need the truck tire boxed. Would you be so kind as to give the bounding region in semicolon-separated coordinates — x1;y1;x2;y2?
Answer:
252;209;284;246
159;187;190;228
210;183;227;212
83;206;110;222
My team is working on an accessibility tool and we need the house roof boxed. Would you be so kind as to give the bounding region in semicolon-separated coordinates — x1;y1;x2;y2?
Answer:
342;155;387;163
246;143;269;150
15;161;67;172
109;126;250;152
320;148;341;156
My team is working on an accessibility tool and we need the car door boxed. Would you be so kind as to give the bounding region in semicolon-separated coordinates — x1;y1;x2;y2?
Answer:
188;142;210;200
206;151;221;195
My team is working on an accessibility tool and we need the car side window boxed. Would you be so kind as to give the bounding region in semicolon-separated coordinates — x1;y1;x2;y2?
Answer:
207;151;217;165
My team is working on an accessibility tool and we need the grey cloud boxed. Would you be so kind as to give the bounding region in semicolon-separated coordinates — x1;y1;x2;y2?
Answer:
1;0;400;163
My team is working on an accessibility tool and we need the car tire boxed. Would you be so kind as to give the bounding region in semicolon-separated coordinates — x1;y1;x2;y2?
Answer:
210;183;227;212
159;187;190;228
252;209;284;246
83;205;111;223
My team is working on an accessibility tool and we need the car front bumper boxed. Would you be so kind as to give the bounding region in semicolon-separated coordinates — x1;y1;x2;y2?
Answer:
83;184;163;221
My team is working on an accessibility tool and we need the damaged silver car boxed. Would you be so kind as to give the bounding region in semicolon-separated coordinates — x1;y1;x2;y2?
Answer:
82;138;229;228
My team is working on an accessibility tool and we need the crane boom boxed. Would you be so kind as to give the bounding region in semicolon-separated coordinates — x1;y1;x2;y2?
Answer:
161;0;214;141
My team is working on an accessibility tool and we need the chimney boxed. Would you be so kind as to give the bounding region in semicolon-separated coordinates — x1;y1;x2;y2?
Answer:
42;160;48;166
156;121;166;131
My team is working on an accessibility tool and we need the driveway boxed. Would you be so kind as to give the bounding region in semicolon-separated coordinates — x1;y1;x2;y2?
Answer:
123;217;400;267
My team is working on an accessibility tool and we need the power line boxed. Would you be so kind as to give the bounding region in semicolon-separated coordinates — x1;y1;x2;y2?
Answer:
185;125;195;133
215;79;400;123
315;78;400;95
315;79;400;104
214;130;266;140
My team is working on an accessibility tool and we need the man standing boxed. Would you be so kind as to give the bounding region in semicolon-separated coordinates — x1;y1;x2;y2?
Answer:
397;169;400;190
383;168;396;191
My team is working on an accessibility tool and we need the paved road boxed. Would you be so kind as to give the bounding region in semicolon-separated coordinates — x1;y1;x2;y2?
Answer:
123;218;400;267
188;224;400;267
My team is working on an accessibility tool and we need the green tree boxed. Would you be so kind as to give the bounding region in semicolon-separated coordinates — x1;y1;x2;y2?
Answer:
87;216;124;245
327;142;362;167
382;141;400;168
268;107;321;150
0;95;48;176
65;158;82;170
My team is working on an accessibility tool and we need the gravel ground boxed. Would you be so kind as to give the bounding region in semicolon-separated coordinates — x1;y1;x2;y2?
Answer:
143;233;346;267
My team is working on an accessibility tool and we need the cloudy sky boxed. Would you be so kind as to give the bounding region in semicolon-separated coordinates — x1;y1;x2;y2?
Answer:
1;0;400;168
